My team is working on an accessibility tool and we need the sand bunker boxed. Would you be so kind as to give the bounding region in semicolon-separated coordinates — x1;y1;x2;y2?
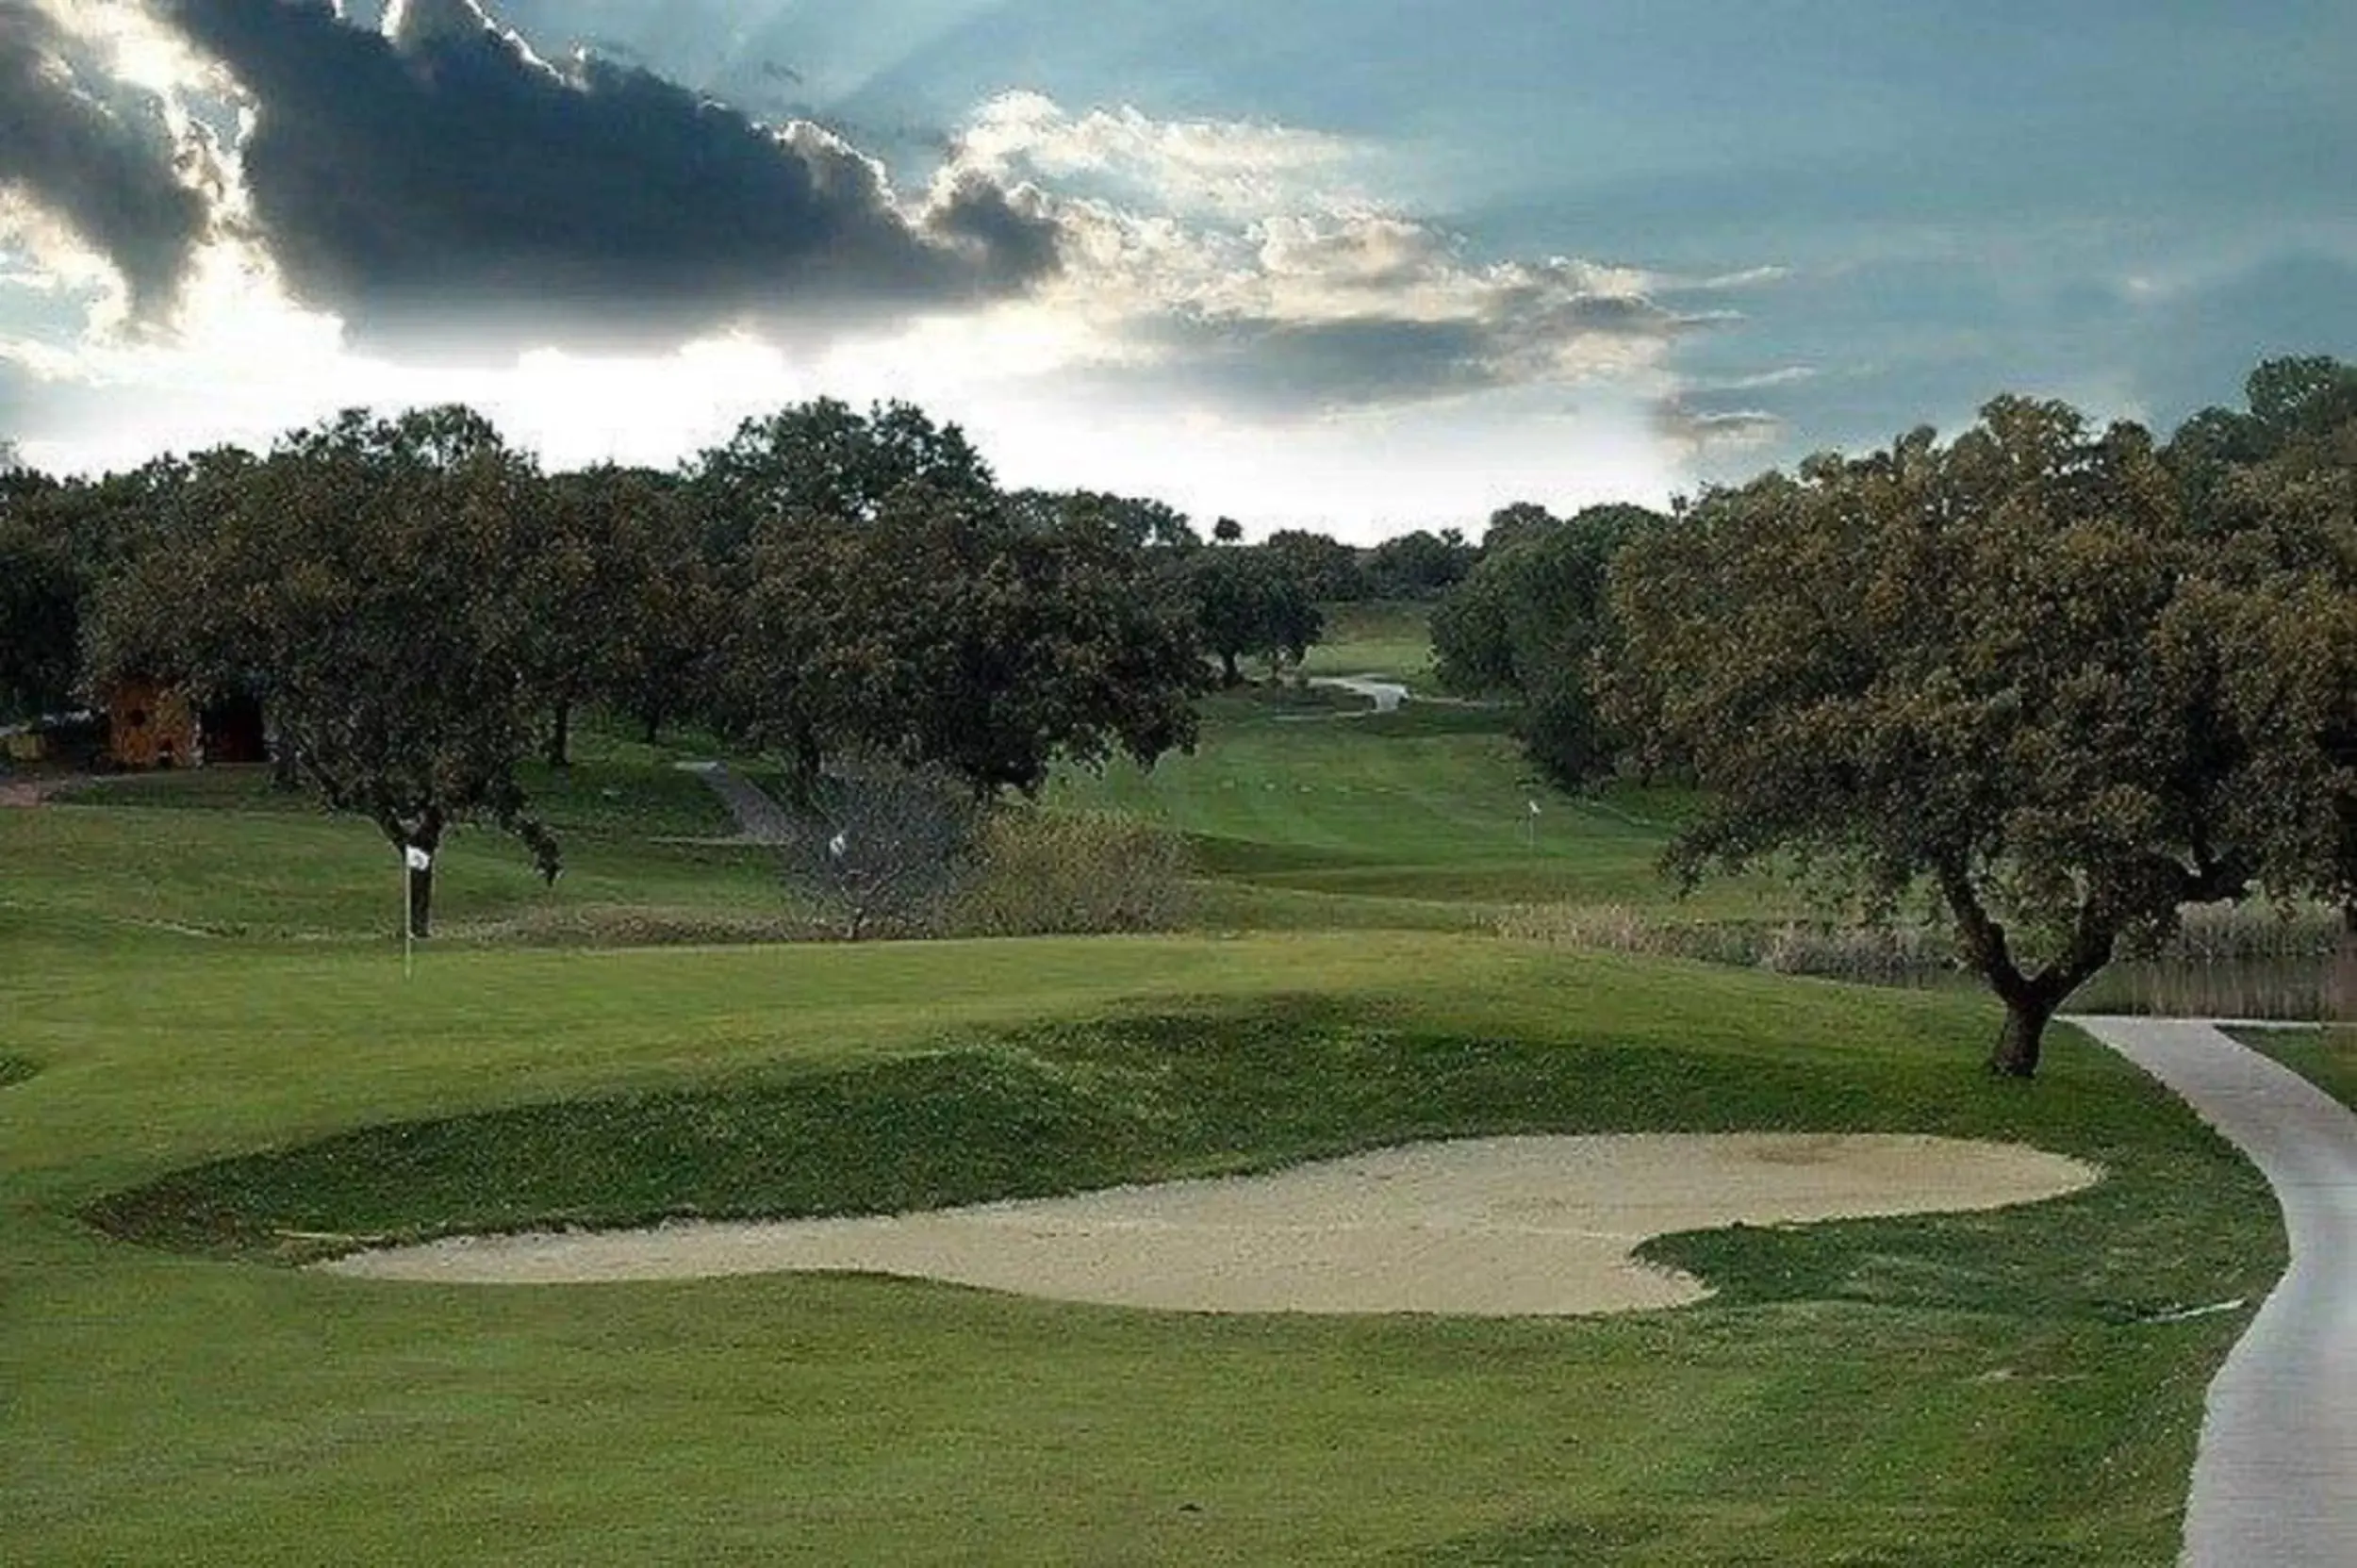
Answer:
321;1133;2099;1315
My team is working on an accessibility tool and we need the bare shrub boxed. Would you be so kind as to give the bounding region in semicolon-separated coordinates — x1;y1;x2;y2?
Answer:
776;760;981;940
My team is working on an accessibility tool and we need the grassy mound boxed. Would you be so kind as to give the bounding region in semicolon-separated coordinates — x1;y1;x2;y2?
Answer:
90;1003;2268;1329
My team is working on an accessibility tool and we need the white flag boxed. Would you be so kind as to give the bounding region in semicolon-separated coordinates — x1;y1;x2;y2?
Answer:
404;844;434;872
1526;799;1541;817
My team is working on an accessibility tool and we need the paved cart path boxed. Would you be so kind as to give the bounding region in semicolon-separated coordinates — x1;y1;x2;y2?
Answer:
674;760;794;844
2071;1016;2357;1567
1307;674;1409;714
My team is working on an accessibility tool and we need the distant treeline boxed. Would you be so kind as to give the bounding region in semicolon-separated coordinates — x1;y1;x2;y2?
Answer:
0;397;1556;929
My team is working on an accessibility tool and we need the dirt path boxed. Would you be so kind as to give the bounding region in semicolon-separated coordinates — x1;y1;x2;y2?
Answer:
2071;1015;2357;1567
321;1132;2097;1313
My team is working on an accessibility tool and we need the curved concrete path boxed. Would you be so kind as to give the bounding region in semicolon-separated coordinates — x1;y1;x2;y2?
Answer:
2070;1016;2357;1566
674;760;795;844
1308;674;1409;715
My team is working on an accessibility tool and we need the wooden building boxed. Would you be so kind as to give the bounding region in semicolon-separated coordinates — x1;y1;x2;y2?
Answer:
105;681;196;769
103;683;269;769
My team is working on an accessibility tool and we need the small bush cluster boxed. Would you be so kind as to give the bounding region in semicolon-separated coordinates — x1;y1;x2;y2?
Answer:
949;809;1194;937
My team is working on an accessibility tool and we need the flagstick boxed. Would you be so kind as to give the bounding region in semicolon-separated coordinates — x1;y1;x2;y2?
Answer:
403;852;414;982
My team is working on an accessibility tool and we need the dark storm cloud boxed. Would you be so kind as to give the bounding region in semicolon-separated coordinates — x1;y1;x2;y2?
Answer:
0;2;208;316
158;0;1061;347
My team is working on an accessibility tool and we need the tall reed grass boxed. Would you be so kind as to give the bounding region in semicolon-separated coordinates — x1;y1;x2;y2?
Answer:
1498;899;2352;1020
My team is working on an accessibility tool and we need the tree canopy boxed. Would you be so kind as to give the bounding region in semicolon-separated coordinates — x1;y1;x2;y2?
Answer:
1360;527;1477;600
700;399;1207;798
1606;398;2274;1076
1432;502;1665;786
94;408;561;936
1178;546;1323;687
2175;356;2357;921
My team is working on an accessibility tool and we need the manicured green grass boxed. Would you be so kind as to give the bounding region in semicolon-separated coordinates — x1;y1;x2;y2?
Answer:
0;626;2284;1562
74;732;738;842
7;721;821;955
0;801;780;947
2;930;2276;1564
1054;690;1773;918
1301;599;1439;686
2228;1025;2357;1107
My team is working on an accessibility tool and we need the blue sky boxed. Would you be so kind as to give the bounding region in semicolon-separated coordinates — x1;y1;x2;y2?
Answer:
2;0;2351;537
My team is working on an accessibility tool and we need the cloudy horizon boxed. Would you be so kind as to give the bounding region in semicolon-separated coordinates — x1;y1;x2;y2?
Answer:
3;0;2352;538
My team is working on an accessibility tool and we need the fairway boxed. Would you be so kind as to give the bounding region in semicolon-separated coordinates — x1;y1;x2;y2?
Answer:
0;656;2285;1564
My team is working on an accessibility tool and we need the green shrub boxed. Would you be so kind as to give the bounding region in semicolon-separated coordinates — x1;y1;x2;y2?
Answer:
950;809;1193;936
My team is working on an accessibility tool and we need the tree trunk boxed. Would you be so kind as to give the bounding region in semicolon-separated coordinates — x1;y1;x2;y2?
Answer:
1987;993;2053;1078
1220;651;1241;686
271;739;300;792
548;698;572;769
407;855;436;941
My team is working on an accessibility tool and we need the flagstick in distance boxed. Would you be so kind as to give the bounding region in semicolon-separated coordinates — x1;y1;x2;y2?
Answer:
401;842;432;981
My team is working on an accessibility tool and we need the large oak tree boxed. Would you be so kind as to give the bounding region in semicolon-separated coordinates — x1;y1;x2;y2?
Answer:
98;407;559;937
1607;398;2262;1076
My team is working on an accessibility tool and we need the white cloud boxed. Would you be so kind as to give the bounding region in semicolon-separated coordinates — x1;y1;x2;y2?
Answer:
950;91;1370;222
933;93;1728;408
1;82;1725;527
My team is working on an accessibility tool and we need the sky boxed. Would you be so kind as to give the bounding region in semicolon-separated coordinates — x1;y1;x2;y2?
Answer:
2;0;2352;541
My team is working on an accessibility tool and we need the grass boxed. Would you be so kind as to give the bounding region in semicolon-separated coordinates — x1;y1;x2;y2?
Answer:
5;939;2275;1564
1053;689;1779;919
2227;1025;2357;1110
0;652;2290;1561
1299;599;1437;686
